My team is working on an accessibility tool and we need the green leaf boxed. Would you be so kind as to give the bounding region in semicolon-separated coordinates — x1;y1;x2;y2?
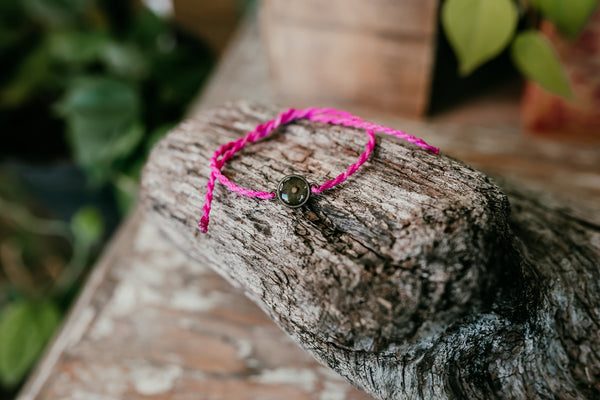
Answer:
57;76;139;120
101;42;149;80
511;30;572;98
56;77;143;183
70;206;104;245
0;301;60;387
31;302;60;344
128;8;170;50
442;0;519;75
48;30;109;64
110;121;145;159
536;0;599;38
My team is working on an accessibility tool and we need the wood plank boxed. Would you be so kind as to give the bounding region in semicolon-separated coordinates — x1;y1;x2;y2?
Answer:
261;0;438;36
261;0;439;116
173;0;241;54
22;209;369;400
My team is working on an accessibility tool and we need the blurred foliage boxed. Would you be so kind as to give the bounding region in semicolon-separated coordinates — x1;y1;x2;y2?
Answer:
511;29;573;98
0;0;214;392
0;172;104;389
0;0;213;204
0;300;60;387
441;0;599;97
531;0;599;38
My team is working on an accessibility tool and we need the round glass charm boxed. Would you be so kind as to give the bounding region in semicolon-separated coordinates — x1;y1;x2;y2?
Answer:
277;175;310;208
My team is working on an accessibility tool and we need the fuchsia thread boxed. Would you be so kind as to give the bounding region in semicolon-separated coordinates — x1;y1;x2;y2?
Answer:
199;107;439;233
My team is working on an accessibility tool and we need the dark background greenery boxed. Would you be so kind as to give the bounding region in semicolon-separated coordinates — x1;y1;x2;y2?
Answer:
0;0;215;396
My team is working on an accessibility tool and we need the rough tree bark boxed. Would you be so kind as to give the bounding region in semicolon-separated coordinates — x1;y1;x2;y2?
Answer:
140;102;600;400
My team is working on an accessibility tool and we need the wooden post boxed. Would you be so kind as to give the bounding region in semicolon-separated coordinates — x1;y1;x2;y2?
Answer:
141;102;600;400
173;0;241;54
260;0;440;117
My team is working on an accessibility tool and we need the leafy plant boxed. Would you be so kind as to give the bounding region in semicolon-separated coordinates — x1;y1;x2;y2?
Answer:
0;0;213;212
0;0;215;393
56;77;143;185
0;194;104;387
533;0;599;38
0;301;60;387
441;0;599;97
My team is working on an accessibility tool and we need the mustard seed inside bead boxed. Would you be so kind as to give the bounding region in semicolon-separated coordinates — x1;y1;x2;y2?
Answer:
277;175;310;208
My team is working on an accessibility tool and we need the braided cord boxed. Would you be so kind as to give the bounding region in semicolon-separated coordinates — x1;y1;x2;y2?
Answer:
199;107;438;233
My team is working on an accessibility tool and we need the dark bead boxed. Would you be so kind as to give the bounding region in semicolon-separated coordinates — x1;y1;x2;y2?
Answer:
277;175;310;208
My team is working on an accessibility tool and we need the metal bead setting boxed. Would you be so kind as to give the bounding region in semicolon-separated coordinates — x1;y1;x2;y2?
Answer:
277;175;310;208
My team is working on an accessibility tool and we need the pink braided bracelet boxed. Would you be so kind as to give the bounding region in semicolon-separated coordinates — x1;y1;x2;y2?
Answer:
199;107;438;233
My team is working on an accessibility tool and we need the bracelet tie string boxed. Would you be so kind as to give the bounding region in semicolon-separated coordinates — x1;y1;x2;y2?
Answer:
199;107;438;233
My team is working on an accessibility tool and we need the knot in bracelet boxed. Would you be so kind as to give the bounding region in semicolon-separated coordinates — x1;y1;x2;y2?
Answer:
199;107;439;233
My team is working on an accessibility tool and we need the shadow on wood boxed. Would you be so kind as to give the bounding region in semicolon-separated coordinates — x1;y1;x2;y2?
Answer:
141;101;600;400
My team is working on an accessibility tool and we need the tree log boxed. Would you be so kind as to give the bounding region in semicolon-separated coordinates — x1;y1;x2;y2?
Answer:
140;101;600;400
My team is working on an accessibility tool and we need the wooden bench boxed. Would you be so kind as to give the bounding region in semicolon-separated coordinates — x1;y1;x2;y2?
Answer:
19;13;600;400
